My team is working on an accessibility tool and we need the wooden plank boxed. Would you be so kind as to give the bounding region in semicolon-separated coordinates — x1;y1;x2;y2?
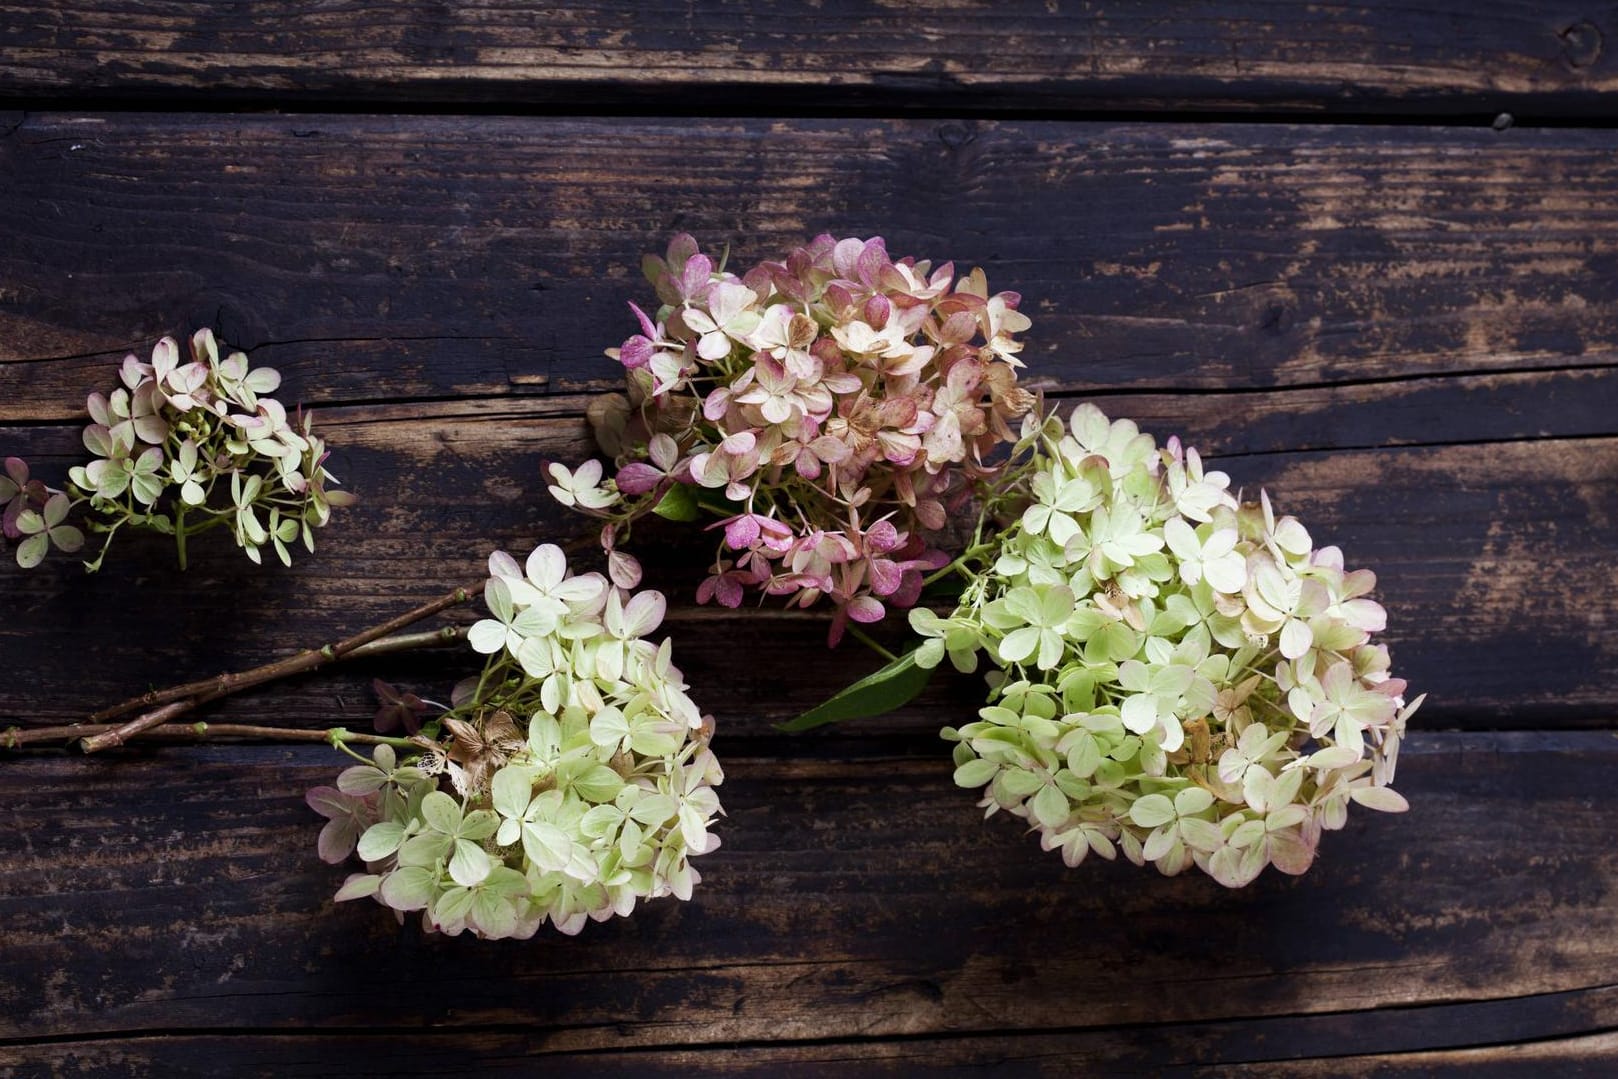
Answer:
6;1004;1617;1075
1223;1031;1618;1078
6;115;1618;418
0;732;1614;1051
2;412;1614;730
1;2;1616;115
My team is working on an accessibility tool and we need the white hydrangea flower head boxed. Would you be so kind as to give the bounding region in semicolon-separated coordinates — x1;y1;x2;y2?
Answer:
321;542;723;938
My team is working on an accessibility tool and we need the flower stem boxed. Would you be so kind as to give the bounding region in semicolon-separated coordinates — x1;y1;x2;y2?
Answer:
175;507;188;571
79;587;482;753
845;625;899;663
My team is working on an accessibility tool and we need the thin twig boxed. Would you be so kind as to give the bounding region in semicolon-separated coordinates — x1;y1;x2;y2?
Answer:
5;721;415;750
80;589;480;753
75;626;468;750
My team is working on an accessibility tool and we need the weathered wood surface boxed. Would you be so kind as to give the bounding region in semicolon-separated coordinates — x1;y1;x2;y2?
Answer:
8;1030;1618;1078
1;734;1616;1075
7;115;1618;416
2;2;1617;115
4;115;1618;733
4;6;1618;1074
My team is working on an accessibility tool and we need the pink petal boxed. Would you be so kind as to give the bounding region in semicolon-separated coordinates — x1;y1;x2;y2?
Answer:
628;301;658;339
681;254;712;299
868;558;903;596
619;335;654;369
864;519;901;554
722;514;761;550
847;595;885;624
615;462;664;496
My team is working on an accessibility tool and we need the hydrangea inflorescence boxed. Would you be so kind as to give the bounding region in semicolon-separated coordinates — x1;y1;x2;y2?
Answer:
309;542;724;939
913;404;1422;887
548;233;1038;644
3;330;350;571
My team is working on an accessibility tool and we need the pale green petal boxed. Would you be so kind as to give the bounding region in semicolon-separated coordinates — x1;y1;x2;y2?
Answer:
997;626;1041;664
449;839;493;887
420;791;462;834
1129;793;1175;829
379;866;437;911
1349;785;1409;813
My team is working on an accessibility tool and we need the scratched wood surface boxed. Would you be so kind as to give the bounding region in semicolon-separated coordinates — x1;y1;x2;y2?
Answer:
3;5;1618;1077
1;1;1616;115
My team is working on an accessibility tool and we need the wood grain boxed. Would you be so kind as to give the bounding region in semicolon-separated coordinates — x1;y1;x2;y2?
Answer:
7;1018;1618;1077
5;116;1618;419
0;733;1613;1058
2;2;1617;115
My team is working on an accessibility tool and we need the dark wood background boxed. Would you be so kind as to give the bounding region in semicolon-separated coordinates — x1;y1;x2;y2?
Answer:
3;4;1618;1075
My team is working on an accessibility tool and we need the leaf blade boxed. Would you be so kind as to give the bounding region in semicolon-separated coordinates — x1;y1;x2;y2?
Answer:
776;649;933;732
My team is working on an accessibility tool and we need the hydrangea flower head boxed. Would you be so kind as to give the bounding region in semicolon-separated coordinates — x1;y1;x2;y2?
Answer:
5;329;351;571
916;404;1421;887
313;542;724;938
552;234;1039;644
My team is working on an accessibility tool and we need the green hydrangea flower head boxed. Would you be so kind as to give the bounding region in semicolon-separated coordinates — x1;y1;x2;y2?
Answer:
916;404;1420;887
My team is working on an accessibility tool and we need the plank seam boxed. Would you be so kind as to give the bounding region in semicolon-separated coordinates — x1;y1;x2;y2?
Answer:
7;97;1618;129
1;983;1614;1059
6;360;1617;431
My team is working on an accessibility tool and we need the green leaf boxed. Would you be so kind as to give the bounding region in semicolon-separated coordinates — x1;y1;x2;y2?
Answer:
398;831;453;868
630;729;679;757
49;525;84;553
629;793;677;826
459;808;499;842
997;768;1043;799
776;649;934;732
651;483;700;522
589;707;631;748
337;764;387;795
521;821;572;871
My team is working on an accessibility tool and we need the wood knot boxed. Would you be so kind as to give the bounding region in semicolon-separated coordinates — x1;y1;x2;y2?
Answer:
1258;299;1295;335
1560;19;1603;69
936;123;975;151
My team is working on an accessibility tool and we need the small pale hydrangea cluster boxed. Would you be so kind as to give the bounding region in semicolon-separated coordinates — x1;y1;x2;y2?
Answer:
914;405;1421;887
549;233;1038;643
4;330;350;570
308;543;723;939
